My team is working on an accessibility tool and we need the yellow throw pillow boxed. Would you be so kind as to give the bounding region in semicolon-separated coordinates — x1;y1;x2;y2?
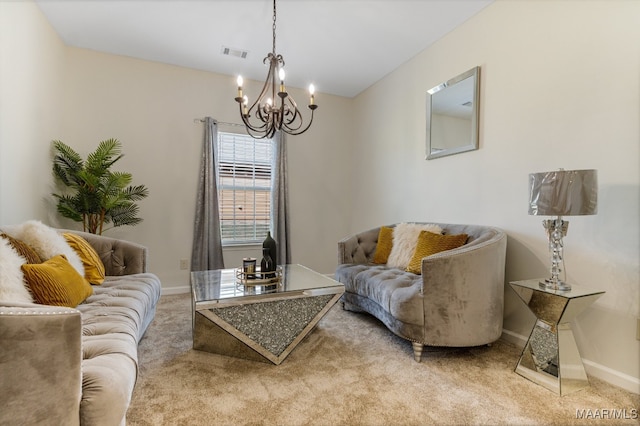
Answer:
1;233;42;264
406;231;468;275
63;232;105;285
21;254;93;308
373;226;394;264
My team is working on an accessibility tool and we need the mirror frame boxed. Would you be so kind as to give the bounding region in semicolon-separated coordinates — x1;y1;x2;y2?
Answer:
426;66;480;160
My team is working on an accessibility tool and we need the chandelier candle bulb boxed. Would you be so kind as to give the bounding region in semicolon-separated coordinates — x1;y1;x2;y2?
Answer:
278;68;286;94
236;76;243;99
309;84;316;107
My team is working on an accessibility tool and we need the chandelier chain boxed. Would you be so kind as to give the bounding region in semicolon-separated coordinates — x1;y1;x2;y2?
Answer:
272;0;277;55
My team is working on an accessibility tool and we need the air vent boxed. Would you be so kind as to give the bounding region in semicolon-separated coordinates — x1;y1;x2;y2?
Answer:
221;46;248;59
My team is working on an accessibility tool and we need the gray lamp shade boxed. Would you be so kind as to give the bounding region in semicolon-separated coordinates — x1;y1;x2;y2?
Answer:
528;169;598;216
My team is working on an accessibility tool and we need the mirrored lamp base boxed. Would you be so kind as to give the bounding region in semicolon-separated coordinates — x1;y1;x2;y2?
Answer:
540;278;571;292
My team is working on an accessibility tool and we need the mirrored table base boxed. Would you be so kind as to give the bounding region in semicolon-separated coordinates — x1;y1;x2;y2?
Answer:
510;279;604;396
194;294;340;365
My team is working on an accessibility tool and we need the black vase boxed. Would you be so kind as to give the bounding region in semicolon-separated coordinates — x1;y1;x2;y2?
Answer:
260;247;275;278
262;231;277;267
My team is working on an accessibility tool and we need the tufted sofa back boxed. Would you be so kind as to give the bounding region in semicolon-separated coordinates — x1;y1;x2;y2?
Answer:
62;230;147;276
338;222;504;265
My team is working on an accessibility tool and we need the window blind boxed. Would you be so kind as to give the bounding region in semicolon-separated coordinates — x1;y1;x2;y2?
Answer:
217;132;272;244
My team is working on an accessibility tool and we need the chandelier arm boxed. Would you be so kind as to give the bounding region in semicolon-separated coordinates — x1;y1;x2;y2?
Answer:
284;94;299;113
282;109;315;136
243;104;275;139
246;126;275;140
242;108;270;136
255;108;272;130
276;100;286;131
282;111;303;132
277;95;307;132
251;54;279;111
238;102;261;129
282;96;302;128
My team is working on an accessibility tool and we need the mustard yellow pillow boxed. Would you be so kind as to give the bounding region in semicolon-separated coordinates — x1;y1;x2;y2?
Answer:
406;231;468;274
63;232;105;285
1;233;42;264
373;226;394;264
21;254;93;308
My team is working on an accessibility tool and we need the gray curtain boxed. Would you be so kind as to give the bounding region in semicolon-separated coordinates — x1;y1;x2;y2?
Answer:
272;131;291;264
191;117;225;271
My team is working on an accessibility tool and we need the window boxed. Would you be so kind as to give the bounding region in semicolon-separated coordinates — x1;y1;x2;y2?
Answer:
217;132;273;244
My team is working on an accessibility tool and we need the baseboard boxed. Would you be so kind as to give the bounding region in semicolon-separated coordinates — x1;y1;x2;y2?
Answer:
583;359;640;395
501;328;528;348
161;286;190;295
501;329;640;395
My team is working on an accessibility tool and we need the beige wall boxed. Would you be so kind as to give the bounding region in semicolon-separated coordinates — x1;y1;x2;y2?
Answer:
0;1;67;224
351;1;639;391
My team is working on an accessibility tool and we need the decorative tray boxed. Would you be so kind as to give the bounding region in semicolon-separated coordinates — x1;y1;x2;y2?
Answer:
235;265;283;287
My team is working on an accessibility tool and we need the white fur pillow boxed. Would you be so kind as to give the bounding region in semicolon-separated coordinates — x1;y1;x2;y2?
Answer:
0;238;34;303
4;220;85;277
386;223;443;269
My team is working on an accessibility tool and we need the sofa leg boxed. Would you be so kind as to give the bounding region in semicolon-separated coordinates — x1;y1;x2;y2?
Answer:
412;342;423;362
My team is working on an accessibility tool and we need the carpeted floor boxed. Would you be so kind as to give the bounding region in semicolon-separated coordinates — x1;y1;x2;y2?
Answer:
127;294;639;425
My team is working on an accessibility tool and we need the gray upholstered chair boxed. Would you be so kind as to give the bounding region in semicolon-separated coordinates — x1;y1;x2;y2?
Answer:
335;223;507;362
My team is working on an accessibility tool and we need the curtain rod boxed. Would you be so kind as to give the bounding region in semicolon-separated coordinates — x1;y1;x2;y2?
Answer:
193;118;245;128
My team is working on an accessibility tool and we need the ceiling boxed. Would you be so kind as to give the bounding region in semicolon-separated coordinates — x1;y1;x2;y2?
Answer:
35;0;493;98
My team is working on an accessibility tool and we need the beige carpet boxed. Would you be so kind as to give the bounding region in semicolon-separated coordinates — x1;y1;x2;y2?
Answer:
127;294;639;425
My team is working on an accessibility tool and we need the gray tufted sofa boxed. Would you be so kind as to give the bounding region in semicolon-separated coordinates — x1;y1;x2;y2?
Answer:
0;230;161;426
335;223;507;362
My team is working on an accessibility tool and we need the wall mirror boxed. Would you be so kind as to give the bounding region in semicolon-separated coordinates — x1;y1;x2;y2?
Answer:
426;66;480;160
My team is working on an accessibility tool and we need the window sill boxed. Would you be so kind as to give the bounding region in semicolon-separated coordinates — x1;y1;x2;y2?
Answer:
222;243;262;250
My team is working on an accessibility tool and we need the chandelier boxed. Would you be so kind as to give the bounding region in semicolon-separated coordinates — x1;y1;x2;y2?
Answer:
234;0;318;139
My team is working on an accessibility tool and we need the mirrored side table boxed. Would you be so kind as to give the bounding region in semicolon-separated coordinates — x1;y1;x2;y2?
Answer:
509;279;605;396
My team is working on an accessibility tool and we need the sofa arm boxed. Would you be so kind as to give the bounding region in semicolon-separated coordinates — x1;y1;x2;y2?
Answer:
0;303;82;425
420;230;507;347
338;226;381;264
64;230;148;276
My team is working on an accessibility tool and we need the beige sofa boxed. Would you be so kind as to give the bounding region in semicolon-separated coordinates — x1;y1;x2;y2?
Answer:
335;223;507;362
0;229;161;425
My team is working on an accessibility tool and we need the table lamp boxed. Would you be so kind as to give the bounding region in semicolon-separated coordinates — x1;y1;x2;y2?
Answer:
528;169;598;291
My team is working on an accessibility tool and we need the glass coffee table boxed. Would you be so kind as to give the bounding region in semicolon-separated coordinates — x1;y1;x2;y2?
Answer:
191;264;344;365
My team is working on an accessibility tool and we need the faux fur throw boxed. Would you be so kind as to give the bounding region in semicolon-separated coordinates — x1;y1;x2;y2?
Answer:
386;223;442;269
0;237;34;303
3;220;85;277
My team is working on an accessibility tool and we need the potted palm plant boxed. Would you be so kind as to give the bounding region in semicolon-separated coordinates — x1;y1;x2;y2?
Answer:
52;138;149;235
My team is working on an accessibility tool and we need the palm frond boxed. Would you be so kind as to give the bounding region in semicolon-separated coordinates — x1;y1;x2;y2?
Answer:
86;138;123;176
52;140;84;186
108;203;143;227
53;194;84;222
123;185;150;202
